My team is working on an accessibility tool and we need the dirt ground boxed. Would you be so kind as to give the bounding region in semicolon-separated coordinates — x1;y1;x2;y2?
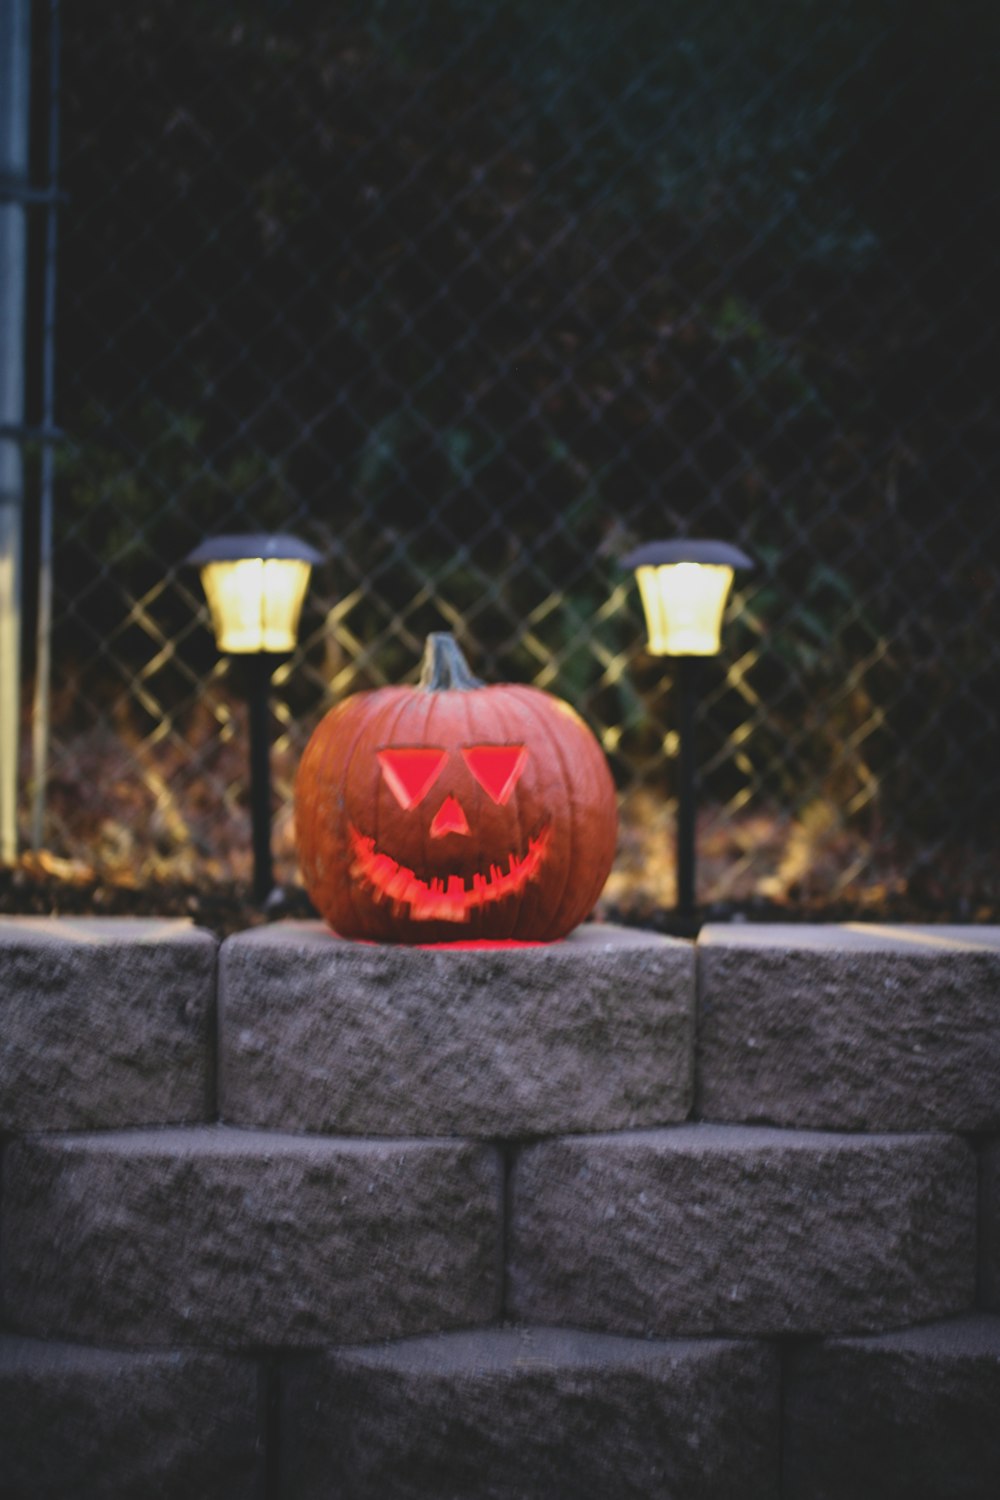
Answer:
1;852;993;941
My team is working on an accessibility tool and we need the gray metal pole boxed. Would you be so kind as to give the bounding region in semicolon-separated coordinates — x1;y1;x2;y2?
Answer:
30;0;61;850
0;0;32;863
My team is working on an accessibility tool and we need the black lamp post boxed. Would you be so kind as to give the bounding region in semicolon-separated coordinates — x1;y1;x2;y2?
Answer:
623;539;753;933
188;533;321;902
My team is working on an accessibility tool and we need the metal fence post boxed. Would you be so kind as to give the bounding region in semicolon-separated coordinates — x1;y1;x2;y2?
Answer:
0;0;32;863
29;0;62;851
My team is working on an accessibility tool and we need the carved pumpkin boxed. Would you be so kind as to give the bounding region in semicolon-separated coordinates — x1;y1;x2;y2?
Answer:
295;633;618;943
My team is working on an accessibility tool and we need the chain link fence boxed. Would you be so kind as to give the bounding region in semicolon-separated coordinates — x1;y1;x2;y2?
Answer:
15;0;1000;916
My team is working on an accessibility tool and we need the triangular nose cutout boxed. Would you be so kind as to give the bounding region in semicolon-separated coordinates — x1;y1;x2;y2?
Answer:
430;795;470;838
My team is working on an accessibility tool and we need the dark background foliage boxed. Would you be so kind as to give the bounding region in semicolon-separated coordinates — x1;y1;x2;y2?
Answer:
17;0;1000;911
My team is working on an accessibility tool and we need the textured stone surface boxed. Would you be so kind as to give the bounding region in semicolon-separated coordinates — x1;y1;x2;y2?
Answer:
697;923;1000;1130
218;921;694;1137
0;917;216;1132
508;1125;975;1337
784;1315;1000;1499
281;1327;779;1500
983;1140;1000;1309
0;1335;261;1500
2;1127;501;1346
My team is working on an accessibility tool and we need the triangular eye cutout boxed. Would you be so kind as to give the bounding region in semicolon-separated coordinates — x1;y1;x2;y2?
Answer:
378;747;447;809
462;745;528;805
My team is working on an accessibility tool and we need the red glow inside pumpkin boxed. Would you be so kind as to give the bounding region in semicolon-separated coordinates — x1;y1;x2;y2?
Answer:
429;794;471;838
353;740;545;921
349;823;551;923
461;744;527;804
377;746;447;809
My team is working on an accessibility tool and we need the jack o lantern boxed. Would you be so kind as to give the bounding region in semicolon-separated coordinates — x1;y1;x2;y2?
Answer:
295;633;618;943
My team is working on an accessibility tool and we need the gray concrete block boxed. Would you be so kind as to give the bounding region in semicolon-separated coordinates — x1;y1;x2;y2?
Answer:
0;917;217;1133
697;924;1000;1130
784;1314;1000;1500
218;922;694;1137
508;1124;975;1337
2;1126;502;1347
983;1139;1000;1310
0;1334;261;1500
281;1327;779;1500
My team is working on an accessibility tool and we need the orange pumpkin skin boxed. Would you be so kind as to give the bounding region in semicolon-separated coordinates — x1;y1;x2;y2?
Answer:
295;633;618;944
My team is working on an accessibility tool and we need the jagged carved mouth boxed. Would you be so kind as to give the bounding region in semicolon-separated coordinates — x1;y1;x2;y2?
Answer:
348;823;552;923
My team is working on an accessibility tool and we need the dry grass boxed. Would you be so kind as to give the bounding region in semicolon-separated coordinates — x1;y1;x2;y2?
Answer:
6;724;996;935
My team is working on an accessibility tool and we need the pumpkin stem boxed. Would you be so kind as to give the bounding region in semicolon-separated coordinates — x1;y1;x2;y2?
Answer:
419;633;484;692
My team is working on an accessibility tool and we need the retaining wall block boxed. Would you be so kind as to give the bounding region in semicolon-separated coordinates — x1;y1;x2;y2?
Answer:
508;1124;976;1337
783;1314;1000;1500
0;1334;261;1500
1;1127;502;1347
983;1139;1000;1310
218;921;694;1137
280;1327;779;1500
0;917;217;1133
697;924;1000;1130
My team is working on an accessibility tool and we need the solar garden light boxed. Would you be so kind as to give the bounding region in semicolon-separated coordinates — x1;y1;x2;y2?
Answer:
188;533;321;903
623;539;753;933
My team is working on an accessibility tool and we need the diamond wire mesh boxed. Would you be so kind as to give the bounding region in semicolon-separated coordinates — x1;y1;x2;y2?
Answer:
20;0;1000;912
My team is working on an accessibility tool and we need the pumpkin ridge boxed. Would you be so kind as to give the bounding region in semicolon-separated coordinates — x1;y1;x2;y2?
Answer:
418;684;450;928
371;690;425;934
457;686;486;938
337;694;393;937
516;685;578;936
478;687;521;941
299;692;377;928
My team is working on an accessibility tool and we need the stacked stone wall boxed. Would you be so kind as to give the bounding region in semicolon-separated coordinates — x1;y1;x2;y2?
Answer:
1;917;998;1498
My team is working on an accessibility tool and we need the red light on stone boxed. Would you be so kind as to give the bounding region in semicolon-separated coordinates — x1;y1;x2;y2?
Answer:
462;745;527;805
378;747;447;809
429;795;470;838
416;939;556;949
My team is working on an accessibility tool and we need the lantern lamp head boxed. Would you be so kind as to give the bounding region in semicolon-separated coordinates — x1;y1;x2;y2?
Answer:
622;539;753;657
187;534;322;655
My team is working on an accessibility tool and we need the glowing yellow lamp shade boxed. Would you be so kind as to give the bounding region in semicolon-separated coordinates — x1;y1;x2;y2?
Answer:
624;540;753;657
188;534;322;654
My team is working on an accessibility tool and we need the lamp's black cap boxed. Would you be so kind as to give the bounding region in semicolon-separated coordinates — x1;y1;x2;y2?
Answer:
186;533;323;566
622;539;753;570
